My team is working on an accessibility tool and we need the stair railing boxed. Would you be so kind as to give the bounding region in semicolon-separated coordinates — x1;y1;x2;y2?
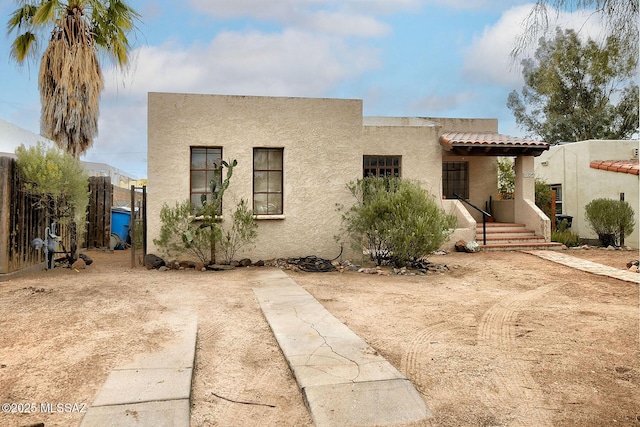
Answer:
453;193;492;245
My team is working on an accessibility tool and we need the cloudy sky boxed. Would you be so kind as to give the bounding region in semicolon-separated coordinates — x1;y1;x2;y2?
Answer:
0;0;603;178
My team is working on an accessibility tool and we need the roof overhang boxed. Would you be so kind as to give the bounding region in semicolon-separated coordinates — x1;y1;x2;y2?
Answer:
440;132;549;157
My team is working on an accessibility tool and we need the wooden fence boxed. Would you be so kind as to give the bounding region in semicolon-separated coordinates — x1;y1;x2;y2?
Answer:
85;176;112;249
0;157;124;275
0;157;52;274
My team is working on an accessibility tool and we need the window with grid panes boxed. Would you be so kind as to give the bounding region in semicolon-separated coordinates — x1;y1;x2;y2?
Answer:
551;184;562;215
363;156;401;177
253;148;283;215
190;147;222;213
442;161;468;199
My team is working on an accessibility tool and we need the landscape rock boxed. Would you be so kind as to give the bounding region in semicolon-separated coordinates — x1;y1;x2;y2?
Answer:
78;253;93;265
71;258;86;270
144;254;166;270
239;258;252;267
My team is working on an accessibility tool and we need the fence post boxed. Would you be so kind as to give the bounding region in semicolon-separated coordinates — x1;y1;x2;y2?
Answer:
130;185;135;268
620;192;625;247
0;157;12;273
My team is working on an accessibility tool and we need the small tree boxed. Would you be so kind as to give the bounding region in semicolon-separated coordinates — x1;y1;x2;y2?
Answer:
497;157;515;199
15;142;89;258
339;177;456;267
584;198;635;246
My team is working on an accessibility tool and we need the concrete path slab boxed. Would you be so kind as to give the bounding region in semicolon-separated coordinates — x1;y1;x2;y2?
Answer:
79;399;189;427
80;310;197;427
526;250;640;284
253;269;431;426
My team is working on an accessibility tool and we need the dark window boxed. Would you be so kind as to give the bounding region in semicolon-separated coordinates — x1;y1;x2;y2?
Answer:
363;156;401;177
190;147;223;212
443;161;469;199
551;184;562;215
253;148;283;215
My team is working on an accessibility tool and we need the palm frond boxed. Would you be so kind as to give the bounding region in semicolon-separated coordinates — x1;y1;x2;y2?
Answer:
10;31;38;63
6;4;37;33
33;0;62;26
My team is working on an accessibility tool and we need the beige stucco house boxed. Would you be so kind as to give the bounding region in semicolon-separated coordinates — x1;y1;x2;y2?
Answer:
147;93;552;262
535;139;639;248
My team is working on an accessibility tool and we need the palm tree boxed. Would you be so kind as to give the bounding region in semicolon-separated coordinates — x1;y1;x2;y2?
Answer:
7;0;140;157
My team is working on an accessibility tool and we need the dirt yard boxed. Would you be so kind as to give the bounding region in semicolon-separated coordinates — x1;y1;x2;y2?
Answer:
0;247;638;427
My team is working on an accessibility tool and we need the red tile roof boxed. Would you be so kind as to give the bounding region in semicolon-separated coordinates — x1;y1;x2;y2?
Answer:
440;132;549;156
590;160;639;175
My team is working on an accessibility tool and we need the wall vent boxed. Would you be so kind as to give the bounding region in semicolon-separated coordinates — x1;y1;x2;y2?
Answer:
633;148;639;160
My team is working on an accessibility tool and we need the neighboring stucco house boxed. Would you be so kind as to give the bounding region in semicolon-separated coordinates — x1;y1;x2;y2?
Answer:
147;93;552;261
535;139;640;248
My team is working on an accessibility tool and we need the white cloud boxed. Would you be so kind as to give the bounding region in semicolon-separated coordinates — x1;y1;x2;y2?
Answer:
409;91;476;113
462;4;605;88
96;27;382;176
104;29;380;99
305;11;391;37
188;0;401;38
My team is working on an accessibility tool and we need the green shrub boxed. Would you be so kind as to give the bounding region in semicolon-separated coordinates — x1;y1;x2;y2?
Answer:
218;198;258;264
154;200;214;264
584;198;635;246
534;178;554;219
551;220;581;247
154;198;258;265
338;177;456;267
15;142;89;225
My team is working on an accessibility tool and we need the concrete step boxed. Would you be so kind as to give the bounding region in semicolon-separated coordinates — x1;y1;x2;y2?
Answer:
480;242;565;251
476;222;562;251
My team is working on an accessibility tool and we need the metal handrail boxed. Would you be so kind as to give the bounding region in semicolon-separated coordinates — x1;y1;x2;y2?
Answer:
453;193;492;245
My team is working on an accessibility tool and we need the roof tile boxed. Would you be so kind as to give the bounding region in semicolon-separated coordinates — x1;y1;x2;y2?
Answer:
590;160;639;175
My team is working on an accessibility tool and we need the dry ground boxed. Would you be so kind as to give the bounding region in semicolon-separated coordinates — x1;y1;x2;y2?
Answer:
0;247;638;427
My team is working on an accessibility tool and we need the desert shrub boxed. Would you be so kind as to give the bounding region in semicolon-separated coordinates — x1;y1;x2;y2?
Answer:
154;197;258;265
339;177;456;267
551;220;581;247
154;200;214;264
584;198;635;246
218;198;258;264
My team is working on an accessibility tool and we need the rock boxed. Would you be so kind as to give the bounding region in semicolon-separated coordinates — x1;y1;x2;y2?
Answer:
206;264;235;271
179;260;196;269
158;266;169;272
230;260;240;267
72;258;86;270
454;240;468;252
629;265;638;273
465;241;481;253
253;260;265;267
626;260;639;269
144;254;166;270
195;262;205;271
78;253;93;265
239;258;252;267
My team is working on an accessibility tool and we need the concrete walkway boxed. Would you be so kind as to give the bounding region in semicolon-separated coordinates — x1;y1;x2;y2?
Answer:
252;269;431;427
80;311;198;427
525;250;640;284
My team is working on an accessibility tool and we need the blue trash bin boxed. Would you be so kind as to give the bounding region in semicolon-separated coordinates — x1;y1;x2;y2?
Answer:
111;208;131;249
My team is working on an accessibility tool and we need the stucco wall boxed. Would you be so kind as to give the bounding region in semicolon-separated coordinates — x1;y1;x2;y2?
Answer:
362;124;442;195
441;154;498;222
147;93;510;261
148;93;363;261
535;140;639;248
